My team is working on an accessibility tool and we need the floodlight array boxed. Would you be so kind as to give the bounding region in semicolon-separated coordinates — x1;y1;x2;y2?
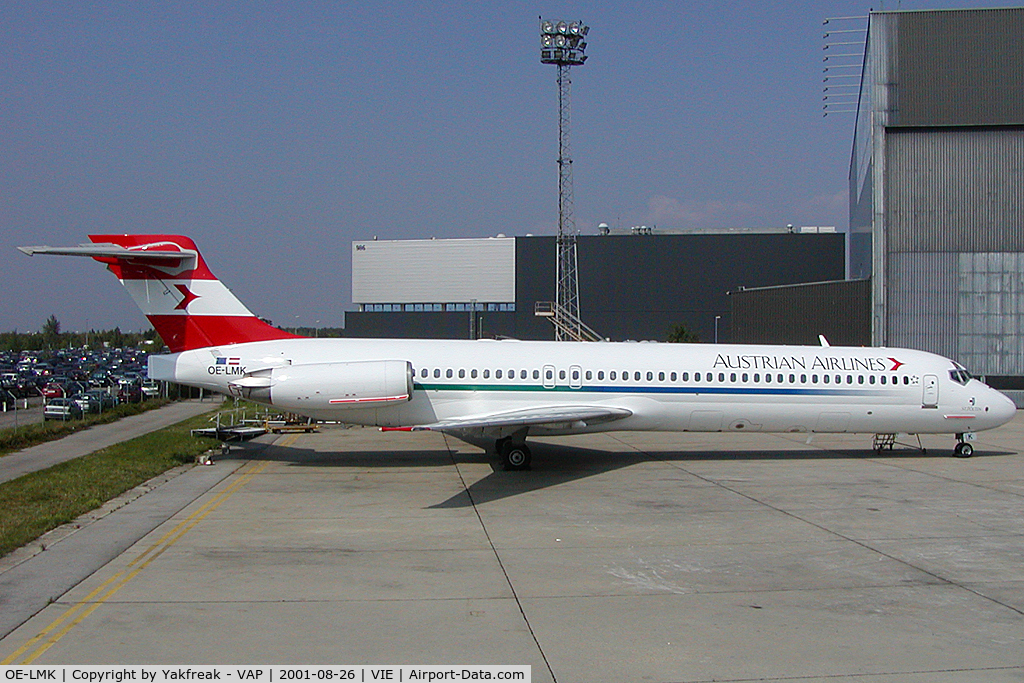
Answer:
540;19;589;65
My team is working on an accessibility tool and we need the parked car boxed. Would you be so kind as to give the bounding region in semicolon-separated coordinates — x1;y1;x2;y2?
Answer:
118;384;145;403
140;380;160;398
84;389;117;410
70;393;102;414
42;382;68;400
44;398;83;421
0;388;17;411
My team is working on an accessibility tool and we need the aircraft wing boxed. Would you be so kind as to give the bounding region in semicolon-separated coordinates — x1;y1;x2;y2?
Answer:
385;405;632;433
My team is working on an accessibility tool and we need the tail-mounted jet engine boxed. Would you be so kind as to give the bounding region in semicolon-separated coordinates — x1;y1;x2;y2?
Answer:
229;359;413;411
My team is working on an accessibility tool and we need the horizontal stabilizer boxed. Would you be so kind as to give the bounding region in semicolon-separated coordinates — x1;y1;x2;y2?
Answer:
18;244;196;264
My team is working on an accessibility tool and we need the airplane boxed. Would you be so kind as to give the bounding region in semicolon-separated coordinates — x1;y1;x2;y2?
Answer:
19;234;1017;469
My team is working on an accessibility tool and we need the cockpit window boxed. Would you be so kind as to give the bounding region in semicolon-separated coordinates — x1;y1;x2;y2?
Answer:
949;369;972;385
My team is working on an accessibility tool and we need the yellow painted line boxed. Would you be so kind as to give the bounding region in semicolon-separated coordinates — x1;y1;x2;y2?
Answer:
3;459;271;665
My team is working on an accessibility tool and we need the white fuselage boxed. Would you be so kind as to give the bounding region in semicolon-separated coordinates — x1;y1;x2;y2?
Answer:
149;337;1017;436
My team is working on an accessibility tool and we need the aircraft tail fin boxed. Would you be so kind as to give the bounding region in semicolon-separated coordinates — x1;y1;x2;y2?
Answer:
18;235;301;353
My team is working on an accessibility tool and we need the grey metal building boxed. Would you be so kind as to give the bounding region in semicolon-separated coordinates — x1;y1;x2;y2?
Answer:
345;232;846;343
850;7;1024;390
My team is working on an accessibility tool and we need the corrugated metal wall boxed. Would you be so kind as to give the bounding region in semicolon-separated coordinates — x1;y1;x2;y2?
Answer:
891;9;1024;126
731;280;870;346
886;128;1024;252
855;8;1024;379
887;253;958;360
884;128;1024;376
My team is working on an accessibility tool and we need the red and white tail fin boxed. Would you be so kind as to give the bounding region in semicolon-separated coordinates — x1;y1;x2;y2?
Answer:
19;234;300;353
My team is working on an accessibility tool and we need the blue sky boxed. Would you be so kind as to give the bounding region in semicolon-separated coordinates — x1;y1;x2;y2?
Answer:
2;0;1016;332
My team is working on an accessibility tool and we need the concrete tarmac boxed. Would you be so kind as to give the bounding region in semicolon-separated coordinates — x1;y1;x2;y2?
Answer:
0;417;1022;682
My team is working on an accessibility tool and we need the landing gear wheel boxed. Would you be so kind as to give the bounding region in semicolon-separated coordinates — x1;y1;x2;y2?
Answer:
501;441;532;471
953;442;974;458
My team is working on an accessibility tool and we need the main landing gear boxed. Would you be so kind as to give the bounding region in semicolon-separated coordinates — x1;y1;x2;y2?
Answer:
495;436;532;471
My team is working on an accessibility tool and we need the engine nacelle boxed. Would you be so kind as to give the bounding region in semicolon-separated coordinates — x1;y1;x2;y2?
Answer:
229;359;413;411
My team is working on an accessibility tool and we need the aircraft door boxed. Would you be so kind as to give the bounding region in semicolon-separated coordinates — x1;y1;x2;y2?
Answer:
922;374;939;408
543;365;556;389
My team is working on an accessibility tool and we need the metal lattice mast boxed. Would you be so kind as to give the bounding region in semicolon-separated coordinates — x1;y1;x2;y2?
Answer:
555;64;580;340
541;19;589;341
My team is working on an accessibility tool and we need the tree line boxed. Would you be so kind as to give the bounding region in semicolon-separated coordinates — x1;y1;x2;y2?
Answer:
0;315;161;353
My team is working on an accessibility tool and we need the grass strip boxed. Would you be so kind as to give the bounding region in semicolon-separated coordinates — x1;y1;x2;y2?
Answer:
0;410;221;557
0;399;173;458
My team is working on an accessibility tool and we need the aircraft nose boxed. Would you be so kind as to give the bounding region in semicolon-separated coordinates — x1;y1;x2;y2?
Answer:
989;390;1017;427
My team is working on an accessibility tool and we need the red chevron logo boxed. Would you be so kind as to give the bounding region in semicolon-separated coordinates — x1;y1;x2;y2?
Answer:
173;284;201;311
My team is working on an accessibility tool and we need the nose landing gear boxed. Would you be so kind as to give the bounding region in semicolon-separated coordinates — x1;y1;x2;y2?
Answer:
953;433;975;458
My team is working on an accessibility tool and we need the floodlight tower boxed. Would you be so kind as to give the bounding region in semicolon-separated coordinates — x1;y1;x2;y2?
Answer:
540;19;589;341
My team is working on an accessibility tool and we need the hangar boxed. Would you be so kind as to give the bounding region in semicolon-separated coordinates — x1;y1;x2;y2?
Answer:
850;6;1024;399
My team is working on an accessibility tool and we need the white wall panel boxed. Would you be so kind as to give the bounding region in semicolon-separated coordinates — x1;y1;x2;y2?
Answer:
352;238;515;304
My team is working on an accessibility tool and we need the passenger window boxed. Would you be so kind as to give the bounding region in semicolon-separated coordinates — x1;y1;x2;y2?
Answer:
869;375;875;384
880;376;886;385
483;369;490;379
532;369;539;380
835;375;841;384
847;375;853;384
742;373;749;382
598;370;605;380
716;373;723;382
545;369;553;380
496;369;503;379
765;374;772;383
647;371;654;381
421;368;428;378
433;369;440;378
706;373;713;382
658;371;665;381
559;370;566;380
777;374;784;383
682;372;689;381
572;369;580;381
903;376;909;385
789;374;795;383
585;370;592;380
635;371;642;381
508;369;514;379
823;375;830;384
857;375;863;384
471;369;478;379
812;374;818;383
754;373;760;382
670;372;677;381
800;374;807;383
446;369;453;379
